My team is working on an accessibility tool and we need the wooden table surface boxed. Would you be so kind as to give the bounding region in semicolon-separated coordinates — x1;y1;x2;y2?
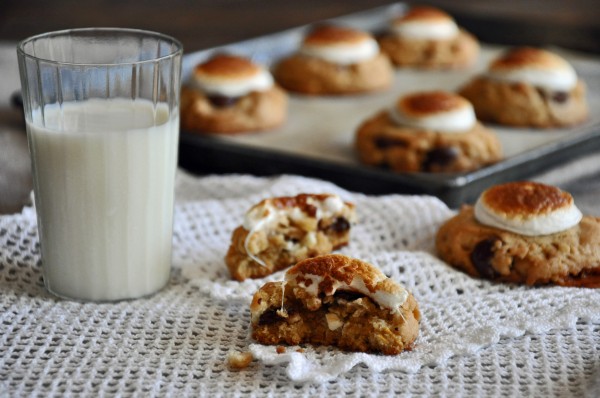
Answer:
0;0;598;214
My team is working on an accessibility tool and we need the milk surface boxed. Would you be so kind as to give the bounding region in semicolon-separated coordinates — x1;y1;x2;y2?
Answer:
27;99;179;301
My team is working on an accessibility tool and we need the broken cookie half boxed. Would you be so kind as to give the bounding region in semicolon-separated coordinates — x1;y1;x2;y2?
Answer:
250;254;420;355
225;193;357;281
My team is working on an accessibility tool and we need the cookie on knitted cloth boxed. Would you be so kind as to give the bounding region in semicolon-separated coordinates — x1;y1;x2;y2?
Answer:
225;194;356;281
436;181;600;286
250;254;420;355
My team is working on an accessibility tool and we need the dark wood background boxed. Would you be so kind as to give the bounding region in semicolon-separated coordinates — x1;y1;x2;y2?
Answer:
2;0;599;53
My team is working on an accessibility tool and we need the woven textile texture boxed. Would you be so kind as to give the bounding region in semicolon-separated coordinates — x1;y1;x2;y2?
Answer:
1;172;599;397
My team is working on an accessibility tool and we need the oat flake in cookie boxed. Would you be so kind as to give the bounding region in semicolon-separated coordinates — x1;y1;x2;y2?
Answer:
355;90;502;173
436;181;600;287
250;254;420;355
459;47;588;127
225;194;356;281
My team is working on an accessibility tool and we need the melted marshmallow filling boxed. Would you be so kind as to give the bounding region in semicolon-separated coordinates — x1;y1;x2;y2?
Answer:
486;65;577;92
388;103;476;133
287;273;409;314
193;69;274;97
391;19;458;40
300;38;379;65
242;195;346;231
242;195;348;267
474;198;583;236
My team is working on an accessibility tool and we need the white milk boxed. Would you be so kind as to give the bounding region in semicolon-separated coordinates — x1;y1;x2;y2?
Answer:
27;98;179;301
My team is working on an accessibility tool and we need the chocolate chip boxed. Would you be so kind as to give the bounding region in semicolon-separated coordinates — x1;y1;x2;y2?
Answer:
470;238;500;279
551;91;569;103
422;147;459;171
333;290;364;302
329;217;350;233
374;136;408;149
207;94;239;108
318;217;350;233
258;309;281;325
456;288;464;295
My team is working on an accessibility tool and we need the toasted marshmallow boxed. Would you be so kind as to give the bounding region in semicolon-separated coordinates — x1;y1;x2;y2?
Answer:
391;7;459;40
388;91;476;133
242;194;356;267
299;25;379;65
192;54;274;97
474;181;582;236
285;254;409;314
485;47;577;92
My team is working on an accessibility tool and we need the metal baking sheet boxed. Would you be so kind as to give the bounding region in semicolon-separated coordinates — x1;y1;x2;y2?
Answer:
178;3;600;208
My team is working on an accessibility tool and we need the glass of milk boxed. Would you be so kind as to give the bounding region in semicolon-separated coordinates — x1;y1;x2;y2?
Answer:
17;29;183;301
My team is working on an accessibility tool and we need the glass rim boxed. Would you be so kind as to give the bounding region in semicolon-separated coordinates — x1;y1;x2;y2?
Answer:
17;27;183;67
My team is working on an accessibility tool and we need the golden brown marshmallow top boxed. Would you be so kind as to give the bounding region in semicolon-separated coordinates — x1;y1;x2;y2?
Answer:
395;91;470;117
485;47;578;92
388;91;476;132
490;47;572;72
474;181;583;236
303;25;373;46
480;181;574;217
286;254;409;313
194;54;262;80
393;6;454;24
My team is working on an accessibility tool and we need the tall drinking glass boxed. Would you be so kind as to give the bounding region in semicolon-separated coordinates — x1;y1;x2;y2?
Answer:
17;28;183;301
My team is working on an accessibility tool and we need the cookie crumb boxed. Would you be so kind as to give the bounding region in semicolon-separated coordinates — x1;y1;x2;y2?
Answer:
227;351;253;369
296;348;305;353
276;345;286;354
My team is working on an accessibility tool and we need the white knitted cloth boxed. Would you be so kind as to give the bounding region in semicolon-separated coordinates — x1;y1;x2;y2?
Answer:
1;172;599;397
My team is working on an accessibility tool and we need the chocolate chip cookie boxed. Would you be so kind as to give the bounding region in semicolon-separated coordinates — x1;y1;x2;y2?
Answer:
459;47;588;127
436;182;600;286
181;54;288;134
355;91;502;173
378;6;479;69
273;25;393;95
225;194;356;281
250;254;420;355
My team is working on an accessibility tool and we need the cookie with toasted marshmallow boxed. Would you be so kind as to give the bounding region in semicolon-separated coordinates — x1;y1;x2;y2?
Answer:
378;6;479;69
273;25;393;95
459;47;588;127
355;90;502;173
225;193;357;281
436;181;600;287
250;254;420;354
180;54;287;134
